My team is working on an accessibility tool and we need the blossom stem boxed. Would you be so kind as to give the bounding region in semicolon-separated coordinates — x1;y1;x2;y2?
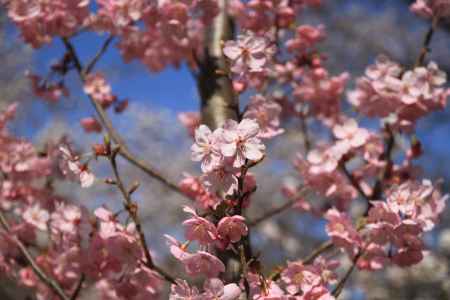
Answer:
60;37;187;199
108;148;176;284
0;211;72;300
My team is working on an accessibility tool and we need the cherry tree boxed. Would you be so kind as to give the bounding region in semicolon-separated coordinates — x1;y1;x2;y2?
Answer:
0;0;449;299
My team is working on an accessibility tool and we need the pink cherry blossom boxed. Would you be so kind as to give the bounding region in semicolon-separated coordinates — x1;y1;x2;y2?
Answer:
178;112;201;138
83;73;116;109
23;204;50;231
182;206;217;245
306;142;349;174
282;261;322;295
220;119;265;167
170;279;201;299
179;173;221;209
203;278;241;300
411;0;450;19
223;32;273;74
286;25;326;53
191;125;222;172
182;251;226;278
333;119;370;148
243;94;284;139
202;165;239;196
217;215;248;243
59;146;95;188
80;117;102;133
325;208;362;256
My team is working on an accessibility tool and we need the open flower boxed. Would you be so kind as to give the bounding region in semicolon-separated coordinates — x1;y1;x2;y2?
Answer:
191;125;222;172
220;119;265;167
223;33;273;74
23;204;49;231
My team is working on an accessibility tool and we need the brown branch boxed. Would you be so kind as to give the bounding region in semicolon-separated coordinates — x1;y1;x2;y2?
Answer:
415;16;440;68
249;187;309;227
197;0;238;129
69;274;85;300
268;240;334;281
108;147;176;284
331;249;364;298
60;37;187;199
370;126;395;202
0;212;72;300
302;240;334;265
84;35;115;75
248;200;295;227
340;164;370;202
300;116;311;153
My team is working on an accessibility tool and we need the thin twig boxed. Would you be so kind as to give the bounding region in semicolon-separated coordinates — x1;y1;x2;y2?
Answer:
415;16;439;68
302;241;334;265
331;250;364;298
239;244;251;296
370;126;395;202
248;200;295;227
340;164;370;202
249;188;309;227
84;35;115;75
268;240;333;281
0;212;71;300
108;148;176;284
70;274;85;300
60;37;187;199
300;116;311;153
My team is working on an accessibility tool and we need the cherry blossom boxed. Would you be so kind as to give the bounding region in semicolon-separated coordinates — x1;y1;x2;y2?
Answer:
59;146;95;188
182;206;217;245
332;119;370;148
243;94;284;139
23;204;50;231
411;0;450;19
220;119;265;167
191;125;223;172
80;117;102;133
217;215;248;243
1;1;450;299
223;32;274;74
83;73;116;109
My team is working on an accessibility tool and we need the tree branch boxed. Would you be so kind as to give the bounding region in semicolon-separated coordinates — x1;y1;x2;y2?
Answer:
69;274;85;300
84;35;115;75
196;0;238;129
331;249;364;298
60;37;187;199
0;212;72;300
108;147;176;284
268;240;334;281
248;187;309;227
415;16;439;68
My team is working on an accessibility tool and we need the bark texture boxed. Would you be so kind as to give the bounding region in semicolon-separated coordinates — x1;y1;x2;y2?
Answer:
197;0;238;129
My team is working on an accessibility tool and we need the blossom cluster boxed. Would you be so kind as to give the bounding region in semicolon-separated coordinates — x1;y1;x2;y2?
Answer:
326;180;447;269
2;0;450;299
7;0;89;48
0;105;164;299
348;56;449;130
191;118;265;195
411;0;450;19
